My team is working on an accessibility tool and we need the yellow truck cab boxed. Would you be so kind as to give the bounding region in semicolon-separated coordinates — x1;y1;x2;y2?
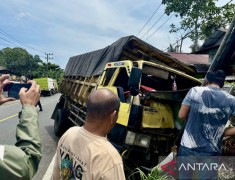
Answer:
51;35;201;172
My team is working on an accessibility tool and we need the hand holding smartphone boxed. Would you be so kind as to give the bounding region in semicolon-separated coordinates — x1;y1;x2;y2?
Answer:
5;83;32;99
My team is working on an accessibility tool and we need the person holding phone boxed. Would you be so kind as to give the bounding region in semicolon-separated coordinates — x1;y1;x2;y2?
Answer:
0;74;42;180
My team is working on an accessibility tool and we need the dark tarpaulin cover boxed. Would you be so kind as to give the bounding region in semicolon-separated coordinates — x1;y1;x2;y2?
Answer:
64;35;196;77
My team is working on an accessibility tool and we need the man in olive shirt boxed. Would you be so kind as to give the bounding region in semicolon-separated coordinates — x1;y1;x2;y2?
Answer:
0;74;42;180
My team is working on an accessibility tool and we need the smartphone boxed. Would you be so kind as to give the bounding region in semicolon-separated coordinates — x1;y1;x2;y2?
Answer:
6;83;32;99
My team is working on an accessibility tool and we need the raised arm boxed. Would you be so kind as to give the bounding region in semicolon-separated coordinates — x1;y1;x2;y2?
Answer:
0;80;42;179
0;74;15;105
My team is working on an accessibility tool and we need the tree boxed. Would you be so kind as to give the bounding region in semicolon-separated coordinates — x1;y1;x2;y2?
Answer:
0;47;34;79
167;44;178;52
0;47;64;81
162;0;235;52
47;62;64;81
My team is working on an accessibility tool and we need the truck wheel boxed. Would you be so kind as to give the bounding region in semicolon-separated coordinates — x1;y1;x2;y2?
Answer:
54;109;69;136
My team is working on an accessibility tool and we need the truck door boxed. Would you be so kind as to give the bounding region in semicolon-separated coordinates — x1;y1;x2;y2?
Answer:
98;67;131;126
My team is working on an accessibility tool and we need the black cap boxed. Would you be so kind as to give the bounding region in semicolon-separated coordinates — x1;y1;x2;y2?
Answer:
206;70;226;88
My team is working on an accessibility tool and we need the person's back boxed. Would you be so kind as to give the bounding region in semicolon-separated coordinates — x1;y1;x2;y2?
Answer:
54;126;124;179
178;70;235;180
52;88;126;180
181;85;235;154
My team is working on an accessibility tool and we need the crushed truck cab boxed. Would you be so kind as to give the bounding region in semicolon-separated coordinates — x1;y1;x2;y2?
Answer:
51;35;201;172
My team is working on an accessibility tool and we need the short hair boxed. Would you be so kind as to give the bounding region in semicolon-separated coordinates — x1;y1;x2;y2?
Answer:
206;70;226;88
86;89;120;119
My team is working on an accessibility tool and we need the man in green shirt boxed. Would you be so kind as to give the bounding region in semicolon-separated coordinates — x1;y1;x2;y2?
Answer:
0;74;42;180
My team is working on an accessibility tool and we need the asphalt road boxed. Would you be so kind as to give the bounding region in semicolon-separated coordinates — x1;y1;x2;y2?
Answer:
0;93;61;180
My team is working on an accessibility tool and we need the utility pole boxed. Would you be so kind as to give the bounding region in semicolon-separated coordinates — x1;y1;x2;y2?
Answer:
45;53;53;77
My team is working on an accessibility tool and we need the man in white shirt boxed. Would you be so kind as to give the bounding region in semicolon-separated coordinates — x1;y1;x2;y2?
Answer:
52;88;126;180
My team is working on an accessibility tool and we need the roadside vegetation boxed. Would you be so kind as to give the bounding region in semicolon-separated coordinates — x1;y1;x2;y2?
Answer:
163;0;235;52
0;47;63;81
127;166;175;180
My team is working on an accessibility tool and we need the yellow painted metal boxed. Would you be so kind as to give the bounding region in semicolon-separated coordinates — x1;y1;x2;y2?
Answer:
141;60;202;84
116;103;130;126
97;85;130;126
66;59;201;129
142;101;174;128
108;68;120;86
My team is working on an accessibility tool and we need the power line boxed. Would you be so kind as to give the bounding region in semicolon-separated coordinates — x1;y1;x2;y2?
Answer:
140;13;165;39
0;29;61;69
53;54;62;64
221;0;233;8
163;20;208;52
0;41;11;47
0;31;21;47
163;29;193;52
146;13;175;40
136;3;162;36
0;37;13;47
0;29;45;54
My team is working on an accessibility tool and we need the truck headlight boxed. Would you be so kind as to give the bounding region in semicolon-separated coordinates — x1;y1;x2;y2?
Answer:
125;131;151;148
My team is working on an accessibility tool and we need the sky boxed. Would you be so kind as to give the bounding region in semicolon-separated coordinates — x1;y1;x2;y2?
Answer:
0;0;234;69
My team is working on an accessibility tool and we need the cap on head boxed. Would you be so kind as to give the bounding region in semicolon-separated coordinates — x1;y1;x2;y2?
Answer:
206;70;226;88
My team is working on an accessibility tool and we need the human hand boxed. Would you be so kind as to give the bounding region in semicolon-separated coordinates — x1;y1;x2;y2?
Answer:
0;74;15;105
19;80;40;106
223;126;235;137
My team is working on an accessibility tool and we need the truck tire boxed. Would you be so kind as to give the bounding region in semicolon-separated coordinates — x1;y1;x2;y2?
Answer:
54;109;69;137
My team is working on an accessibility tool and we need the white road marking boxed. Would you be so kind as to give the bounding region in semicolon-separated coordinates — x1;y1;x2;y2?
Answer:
0;146;5;160
42;154;56;180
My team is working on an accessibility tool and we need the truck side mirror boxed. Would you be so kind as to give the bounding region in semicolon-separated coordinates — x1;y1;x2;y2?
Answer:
128;67;142;96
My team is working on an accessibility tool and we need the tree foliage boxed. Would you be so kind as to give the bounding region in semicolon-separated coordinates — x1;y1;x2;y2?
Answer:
167;44;178;52
162;0;235;51
0;47;63;81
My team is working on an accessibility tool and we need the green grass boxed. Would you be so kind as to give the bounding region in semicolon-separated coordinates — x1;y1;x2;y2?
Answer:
127;166;175;180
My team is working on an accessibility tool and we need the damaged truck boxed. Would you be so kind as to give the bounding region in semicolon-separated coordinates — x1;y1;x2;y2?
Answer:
51;35;202;172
